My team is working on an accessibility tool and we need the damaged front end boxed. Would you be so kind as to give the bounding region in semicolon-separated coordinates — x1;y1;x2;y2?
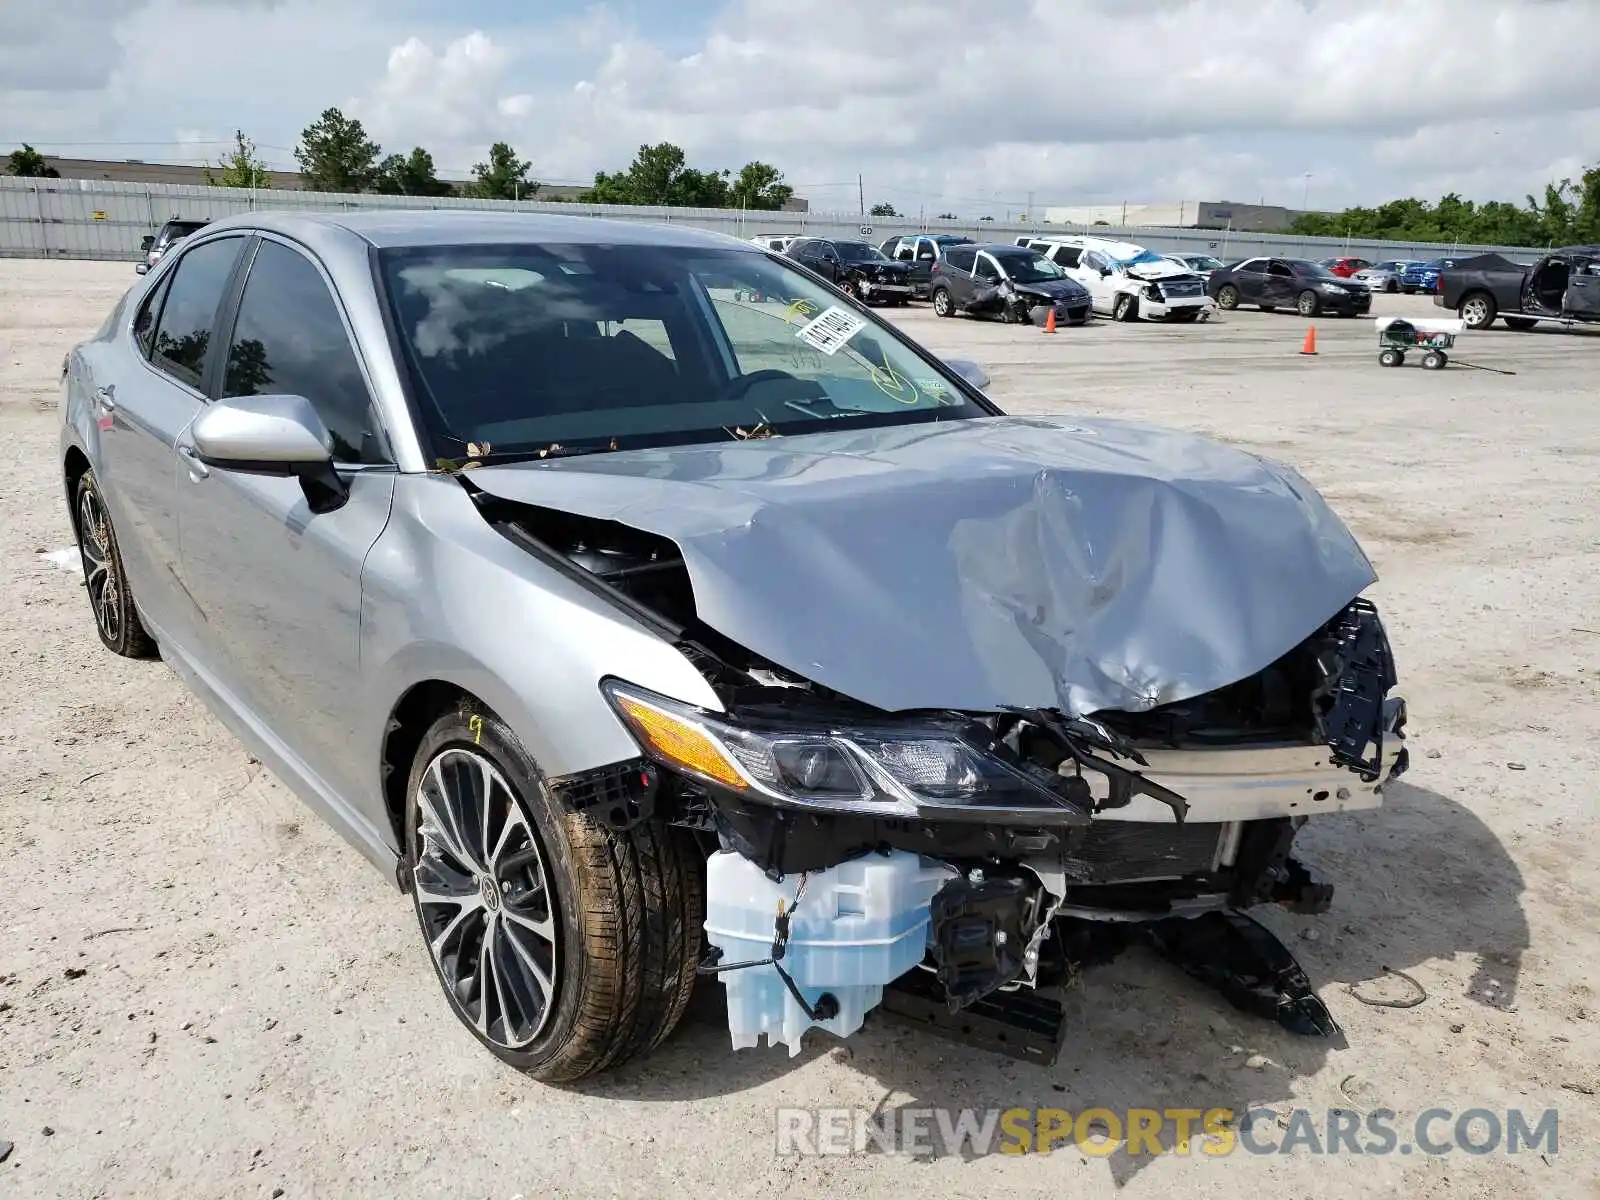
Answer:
466;417;1409;1064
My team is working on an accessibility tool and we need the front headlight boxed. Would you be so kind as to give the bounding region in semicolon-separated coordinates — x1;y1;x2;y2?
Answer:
1320;282;1344;294
601;679;1088;820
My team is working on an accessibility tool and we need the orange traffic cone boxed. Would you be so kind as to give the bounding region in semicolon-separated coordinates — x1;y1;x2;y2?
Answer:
1300;326;1318;355
1044;307;1057;334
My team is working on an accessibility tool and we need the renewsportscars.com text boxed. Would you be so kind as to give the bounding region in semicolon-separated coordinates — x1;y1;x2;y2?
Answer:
775;1105;1560;1158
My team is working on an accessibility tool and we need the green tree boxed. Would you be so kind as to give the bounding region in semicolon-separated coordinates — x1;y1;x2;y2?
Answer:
6;143;59;177
375;147;454;197
935;212;957;220
869;202;899;217
204;130;268;189
729;161;794;210
294;107;381;193
581;142;729;207
468;142;537;200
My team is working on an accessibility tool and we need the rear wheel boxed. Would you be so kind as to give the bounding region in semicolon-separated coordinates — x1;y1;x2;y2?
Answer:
406;705;703;1081
72;469;157;658
1459;292;1497;330
931;286;954;317
1421;350;1447;370
1296;289;1320;318
1215;284;1240;310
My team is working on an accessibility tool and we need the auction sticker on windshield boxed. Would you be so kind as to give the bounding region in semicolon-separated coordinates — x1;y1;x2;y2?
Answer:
794;305;868;356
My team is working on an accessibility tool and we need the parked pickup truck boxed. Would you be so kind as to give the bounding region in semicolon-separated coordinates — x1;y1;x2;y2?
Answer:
1436;246;1600;330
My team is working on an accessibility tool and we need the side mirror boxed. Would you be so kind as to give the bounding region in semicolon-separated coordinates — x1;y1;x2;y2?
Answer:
191;394;349;513
944;358;991;391
134;263;149;275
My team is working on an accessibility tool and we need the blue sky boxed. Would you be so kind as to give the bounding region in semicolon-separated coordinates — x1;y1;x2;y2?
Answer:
3;0;1599;216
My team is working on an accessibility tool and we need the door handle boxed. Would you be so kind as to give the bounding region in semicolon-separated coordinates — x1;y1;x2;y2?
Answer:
177;444;210;480
94;385;116;412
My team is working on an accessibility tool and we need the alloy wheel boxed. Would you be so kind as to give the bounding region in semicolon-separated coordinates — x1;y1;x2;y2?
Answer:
1462;296;1491;328
76;485;122;644
412;748;559;1050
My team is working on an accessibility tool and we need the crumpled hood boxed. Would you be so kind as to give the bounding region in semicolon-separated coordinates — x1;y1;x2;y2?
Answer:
1015;278;1092;302
469;415;1377;716
1124;260;1199;283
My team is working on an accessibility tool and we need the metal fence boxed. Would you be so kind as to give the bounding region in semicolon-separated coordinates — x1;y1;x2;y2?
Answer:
0;176;1539;266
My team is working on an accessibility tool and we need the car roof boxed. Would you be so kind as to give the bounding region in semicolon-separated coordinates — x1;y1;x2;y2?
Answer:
196;209;754;253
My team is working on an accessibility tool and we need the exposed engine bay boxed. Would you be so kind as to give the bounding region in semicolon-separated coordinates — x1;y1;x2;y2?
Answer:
473;485;1409;1062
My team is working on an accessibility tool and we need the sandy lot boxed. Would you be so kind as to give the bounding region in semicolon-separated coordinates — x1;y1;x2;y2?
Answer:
1;258;1597;1198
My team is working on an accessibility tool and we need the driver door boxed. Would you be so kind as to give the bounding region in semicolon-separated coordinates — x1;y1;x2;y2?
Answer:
1565;258;1600;318
1078;250;1117;314
1262;260;1297;308
173;235;397;810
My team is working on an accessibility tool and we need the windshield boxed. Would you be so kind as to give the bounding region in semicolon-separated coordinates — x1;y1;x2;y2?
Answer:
1113;247;1167;268
993;250;1066;283
378;243;989;462
835;242;886;262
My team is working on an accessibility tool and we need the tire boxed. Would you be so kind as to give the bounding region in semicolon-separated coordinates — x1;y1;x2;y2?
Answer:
1385;280;1398;293
931;286;955;318
1504;317;1537;331
1260;305;1276;313
405;705;703;1082
1421;350;1446;370
1215;284;1240;310
1296;290;1320;318
72;469;157;658
1112;293;1138;322
1459;292;1496;330
1379;347;1403;367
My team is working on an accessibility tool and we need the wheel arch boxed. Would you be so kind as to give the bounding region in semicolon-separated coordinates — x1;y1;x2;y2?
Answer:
63;444;92;517
380;678;483;865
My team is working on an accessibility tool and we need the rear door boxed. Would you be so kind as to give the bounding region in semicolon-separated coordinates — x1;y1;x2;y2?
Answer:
95;234;248;645
1564;257;1600;318
940;246;977;305
173;235;397;806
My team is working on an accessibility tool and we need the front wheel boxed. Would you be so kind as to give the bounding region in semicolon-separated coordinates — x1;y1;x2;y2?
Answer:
1385;280;1399;293
1215;284;1240;310
1112;293;1138;322
931;286;955;317
1421;350;1447;370
1379;347;1404;367
1296;290;1320;318
406;706;703;1081
73;469;157;658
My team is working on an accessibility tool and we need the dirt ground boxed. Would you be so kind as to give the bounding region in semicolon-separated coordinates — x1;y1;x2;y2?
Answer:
1;258;1597;1198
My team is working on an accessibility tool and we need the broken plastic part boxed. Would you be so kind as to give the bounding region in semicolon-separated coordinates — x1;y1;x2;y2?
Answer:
701;850;956;1056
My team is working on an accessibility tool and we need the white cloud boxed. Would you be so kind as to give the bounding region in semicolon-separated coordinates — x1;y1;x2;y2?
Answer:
4;0;1600;212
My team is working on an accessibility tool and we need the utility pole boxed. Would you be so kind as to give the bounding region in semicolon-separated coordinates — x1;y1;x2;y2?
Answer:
1026;190;1033;223
858;173;865;218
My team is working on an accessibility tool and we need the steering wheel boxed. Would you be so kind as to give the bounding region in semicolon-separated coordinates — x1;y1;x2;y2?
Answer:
720;368;798;402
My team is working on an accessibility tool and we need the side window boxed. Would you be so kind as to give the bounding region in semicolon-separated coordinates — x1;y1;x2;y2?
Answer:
221;240;386;464
894;240;915;262
1268;261;1294;277
148;237;244;391
1052;245;1082;268
917;240;937;261
974;254;1000;281
133;271;175;360
1236;258;1265;274
944;247;976;272
1082;251;1109;274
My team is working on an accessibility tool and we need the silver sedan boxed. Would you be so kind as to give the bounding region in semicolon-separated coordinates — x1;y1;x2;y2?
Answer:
60;211;1408;1078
